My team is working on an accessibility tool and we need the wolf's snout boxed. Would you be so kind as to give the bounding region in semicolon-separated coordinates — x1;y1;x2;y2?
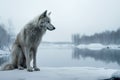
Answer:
47;26;56;31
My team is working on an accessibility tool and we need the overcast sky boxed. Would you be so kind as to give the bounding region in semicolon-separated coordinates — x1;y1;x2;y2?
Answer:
0;0;120;42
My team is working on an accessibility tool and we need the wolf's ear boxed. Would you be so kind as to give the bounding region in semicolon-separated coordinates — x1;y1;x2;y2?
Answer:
48;12;51;16
40;10;47;18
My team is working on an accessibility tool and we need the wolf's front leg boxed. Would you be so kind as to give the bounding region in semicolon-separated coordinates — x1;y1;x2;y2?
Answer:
24;47;33;72
32;50;40;71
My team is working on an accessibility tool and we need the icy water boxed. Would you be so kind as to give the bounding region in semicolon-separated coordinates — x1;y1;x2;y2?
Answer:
37;46;120;69
1;45;120;69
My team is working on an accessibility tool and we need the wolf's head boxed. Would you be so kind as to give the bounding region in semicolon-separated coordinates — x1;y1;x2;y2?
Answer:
38;10;55;31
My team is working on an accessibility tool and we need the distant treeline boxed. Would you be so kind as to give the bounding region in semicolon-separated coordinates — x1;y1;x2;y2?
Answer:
72;28;120;45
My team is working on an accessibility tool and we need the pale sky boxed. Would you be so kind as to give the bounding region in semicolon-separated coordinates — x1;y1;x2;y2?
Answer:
0;0;120;42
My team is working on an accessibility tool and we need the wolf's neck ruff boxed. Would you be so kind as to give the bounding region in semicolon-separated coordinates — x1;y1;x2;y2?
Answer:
25;25;46;44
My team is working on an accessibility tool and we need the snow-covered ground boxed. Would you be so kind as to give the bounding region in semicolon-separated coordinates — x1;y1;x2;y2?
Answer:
77;43;120;50
0;67;117;80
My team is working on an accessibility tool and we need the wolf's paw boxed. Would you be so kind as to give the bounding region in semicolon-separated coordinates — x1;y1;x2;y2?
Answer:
18;66;24;70
27;69;33;72
27;67;33;72
34;67;40;71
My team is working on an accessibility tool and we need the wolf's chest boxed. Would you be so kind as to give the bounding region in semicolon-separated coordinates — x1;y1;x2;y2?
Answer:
27;27;42;43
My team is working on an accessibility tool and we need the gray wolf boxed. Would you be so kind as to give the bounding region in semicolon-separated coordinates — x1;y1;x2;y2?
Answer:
1;10;55;72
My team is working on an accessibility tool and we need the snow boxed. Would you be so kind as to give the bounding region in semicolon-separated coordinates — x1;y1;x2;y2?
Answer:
0;67;117;80
77;43;120;50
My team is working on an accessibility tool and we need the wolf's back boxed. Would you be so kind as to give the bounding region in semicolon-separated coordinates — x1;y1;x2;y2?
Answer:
0;63;15;71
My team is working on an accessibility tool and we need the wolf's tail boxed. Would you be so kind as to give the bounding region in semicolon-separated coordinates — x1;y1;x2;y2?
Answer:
0;63;15;71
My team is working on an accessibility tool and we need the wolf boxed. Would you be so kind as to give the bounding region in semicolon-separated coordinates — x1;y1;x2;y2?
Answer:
1;10;55;72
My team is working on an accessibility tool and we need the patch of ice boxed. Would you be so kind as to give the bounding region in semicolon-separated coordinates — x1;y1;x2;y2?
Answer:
77;43;120;50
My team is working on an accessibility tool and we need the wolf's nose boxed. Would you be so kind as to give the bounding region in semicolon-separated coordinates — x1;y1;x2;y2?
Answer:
53;27;56;30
